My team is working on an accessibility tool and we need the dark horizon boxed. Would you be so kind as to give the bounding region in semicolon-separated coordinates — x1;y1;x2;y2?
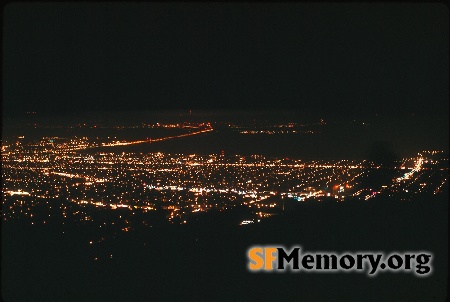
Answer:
2;107;450;118
2;3;448;117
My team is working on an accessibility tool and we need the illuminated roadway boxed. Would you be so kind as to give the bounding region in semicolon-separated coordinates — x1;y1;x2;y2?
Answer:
69;124;214;151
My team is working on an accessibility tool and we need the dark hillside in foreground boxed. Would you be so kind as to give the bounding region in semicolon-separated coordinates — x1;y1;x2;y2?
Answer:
2;194;447;301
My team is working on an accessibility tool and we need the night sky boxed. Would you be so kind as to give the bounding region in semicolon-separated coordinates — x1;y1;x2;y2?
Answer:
3;3;448;116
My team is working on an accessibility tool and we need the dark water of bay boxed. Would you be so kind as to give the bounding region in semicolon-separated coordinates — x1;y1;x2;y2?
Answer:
3;110;448;160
